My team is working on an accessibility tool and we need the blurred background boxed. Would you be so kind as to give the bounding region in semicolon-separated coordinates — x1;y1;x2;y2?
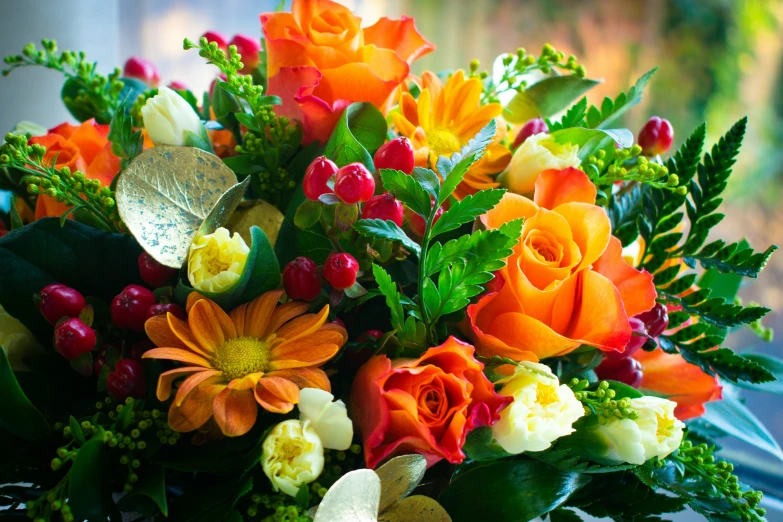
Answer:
1;0;782;519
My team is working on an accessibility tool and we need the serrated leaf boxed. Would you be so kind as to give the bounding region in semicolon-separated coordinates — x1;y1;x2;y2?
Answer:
411;167;441;198
372;264;404;331
586;68;656;129
380;169;432;218
355;219;421;257
437;121;496;202
116;146;240;268
430;189;505;237
547;97;588;132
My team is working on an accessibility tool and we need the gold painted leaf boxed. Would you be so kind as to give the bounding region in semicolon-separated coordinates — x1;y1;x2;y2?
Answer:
377;496;452;522
312;469;380;522
116;146;239;268
376;455;427;514
198;177;250;238
226;199;284;247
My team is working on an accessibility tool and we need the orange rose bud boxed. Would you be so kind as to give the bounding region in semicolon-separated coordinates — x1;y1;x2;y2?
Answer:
351;336;511;469
467;168;657;361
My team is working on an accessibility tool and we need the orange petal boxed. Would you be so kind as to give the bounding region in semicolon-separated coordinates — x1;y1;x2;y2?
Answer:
174;370;224;407
156;367;203;401
85;142;120;188
480;192;539;230
167;314;213;358
488;311;581;359
564;270;632;352
145;315;187;349
228;372;263;391
188;299;237;351
213;388;258;437
168;383;224;432
263;301;311;338
266;367;331;391
362;16;435;64
142;348;212;368
593;236;657;317
553;202;611;272
314;54;408;111
534;168;596;209
254;376;300;413
186;292;207;314
274;305;330;343
269;330;343;369
239;290;283;339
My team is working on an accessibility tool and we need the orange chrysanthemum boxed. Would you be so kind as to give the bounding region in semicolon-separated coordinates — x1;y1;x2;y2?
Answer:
392;70;512;200
143;290;346;437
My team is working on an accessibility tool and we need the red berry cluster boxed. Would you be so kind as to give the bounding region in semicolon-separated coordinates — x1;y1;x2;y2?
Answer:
283;252;361;299
596;303;669;388
137;252;177;288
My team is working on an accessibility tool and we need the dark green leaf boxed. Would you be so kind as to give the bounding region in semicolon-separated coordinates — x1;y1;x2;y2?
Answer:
505;76;601;123
439;460;589;522
547;97;588;132
354;218;421;257
108;103;143;163
372;264;405;331
548;508;583;522
462;426;512;461
380;169;432;218
0;347;49;440
431;189;505;237
411;167;441;198
323;102;387;169
68;430;111;521
117;464;168;516
734;354;783;395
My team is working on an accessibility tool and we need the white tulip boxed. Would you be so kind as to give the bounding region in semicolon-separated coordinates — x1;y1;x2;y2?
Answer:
298;388;354;451
141;86;203;146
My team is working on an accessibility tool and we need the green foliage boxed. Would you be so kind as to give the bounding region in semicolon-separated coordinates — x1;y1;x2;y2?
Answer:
355;218;421;257
0;133;122;233
701;396;783;461
431;188;505;236
108;103;144;169
323;102;387;168
547;97;588;132
436;120;497;204
504;76;600;124
0;347;50;441
68;429;113;521
585;68;657;129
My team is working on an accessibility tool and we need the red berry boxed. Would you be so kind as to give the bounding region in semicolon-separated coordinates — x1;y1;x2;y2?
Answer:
303;156;339;201
106;359;146;401
334;163;375;204
39;284;86;325
361;193;404;226
596;356;643;388
168;80;188;91
512;118;549;149
111;285;156;332
323;253;359;290
230;34;262;71
635;302;669;338
407;205;444;237
202;30;229;51
123;57;159;88
94;350;108;376
373;137;415;175
146;303;186;321
54;318;96;360
357;329;383;342
605;317;647;361
138;252;177;287
283;257;321;301
638;116;674;156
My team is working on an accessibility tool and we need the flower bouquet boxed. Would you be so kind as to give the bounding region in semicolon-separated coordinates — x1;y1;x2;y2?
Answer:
0;1;779;521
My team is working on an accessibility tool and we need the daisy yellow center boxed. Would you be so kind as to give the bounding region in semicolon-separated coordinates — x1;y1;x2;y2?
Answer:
213;337;270;380
427;128;462;156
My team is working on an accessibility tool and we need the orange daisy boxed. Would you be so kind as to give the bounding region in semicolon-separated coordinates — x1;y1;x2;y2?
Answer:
143;290;347;437
392;69;512;200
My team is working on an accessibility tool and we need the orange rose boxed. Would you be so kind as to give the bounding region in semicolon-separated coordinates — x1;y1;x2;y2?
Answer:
261;0;434;144
466;167;657;361
29;120;120;219
351;336;510;469
634;348;722;420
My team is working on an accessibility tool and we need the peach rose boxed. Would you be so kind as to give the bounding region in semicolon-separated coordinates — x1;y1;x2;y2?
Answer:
466;167;657;361
29;120;120;219
261;0;434;144
351;337;511;469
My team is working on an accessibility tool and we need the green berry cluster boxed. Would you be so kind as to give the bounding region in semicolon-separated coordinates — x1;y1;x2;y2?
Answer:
584;145;688;195
667;440;766;522
246;493;312;522
24;481;73;522
3;39;125;124
474;44;586;104
569;379;639;423
0;133;122;232
130;88;159;127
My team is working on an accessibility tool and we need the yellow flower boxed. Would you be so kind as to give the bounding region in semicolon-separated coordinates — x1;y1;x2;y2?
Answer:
392;70;512;201
499;133;581;195
262;419;324;497
187;227;249;293
492;362;584;454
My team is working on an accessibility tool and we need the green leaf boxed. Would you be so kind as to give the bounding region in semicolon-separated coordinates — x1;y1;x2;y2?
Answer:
686;242;777;279
504;76;601;123
295;483;310;509
551;127;632;162
323;102;387;169
702;396;783;462
276;186;333;265
174;226;280;310
380;169;432;218
546;97;588;132
108;103;143;163
69;415;85;444
548;508;583;522
439;460;589;522
734;354;783;394
0;218;144;345
117;464;168;516
411;167;441;198
462;426;512;462
372;264;405;331
293;200;322;229
437;121;496;204
68;430;112;521
431;189;505;237
585;68;656;129
0;347;49;440
9;196;23;230
355;218;421;257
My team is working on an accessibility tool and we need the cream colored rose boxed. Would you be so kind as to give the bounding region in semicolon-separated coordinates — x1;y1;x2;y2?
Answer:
298;388;353;451
141;86;203;146
262;419;324;497
187;227;249;293
499;133;581;194
492;362;584;454
594;396;685;465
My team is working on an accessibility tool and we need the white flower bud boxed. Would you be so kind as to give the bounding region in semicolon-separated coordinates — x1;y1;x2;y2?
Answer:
500;133;581;194
298;388;353;451
141;86;203;146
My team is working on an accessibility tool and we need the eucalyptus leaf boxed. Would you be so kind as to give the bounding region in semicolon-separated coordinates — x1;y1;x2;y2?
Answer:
198;177;250;237
227;199;285;247
312;469;380;522
550;127;632;162
376;454;428;514
504;76;601;123
378;496;452;522
116;146;240;268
